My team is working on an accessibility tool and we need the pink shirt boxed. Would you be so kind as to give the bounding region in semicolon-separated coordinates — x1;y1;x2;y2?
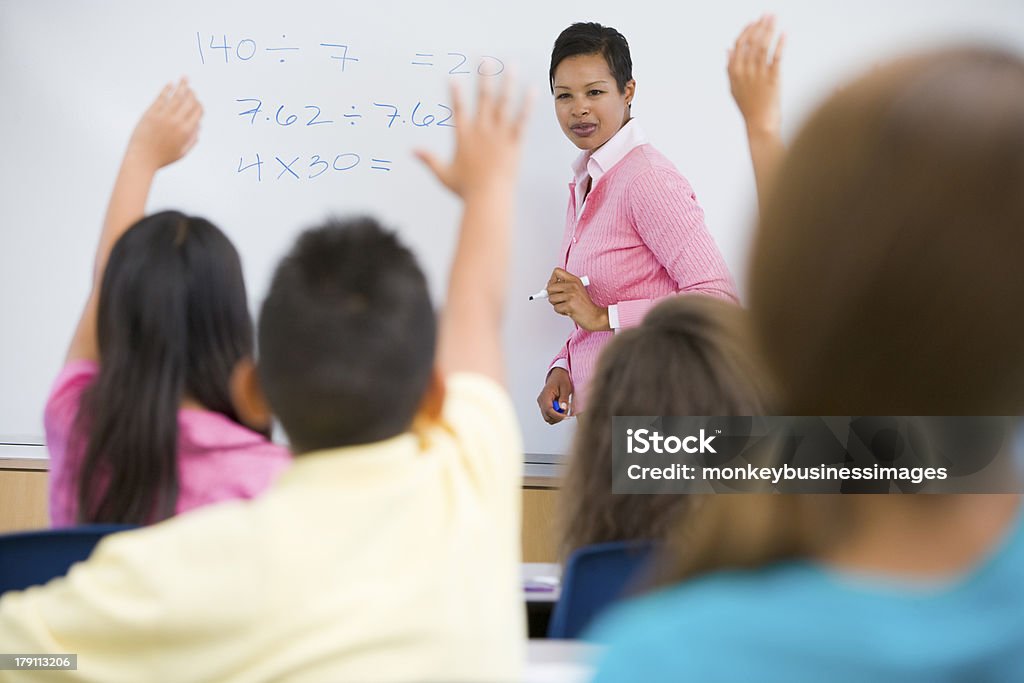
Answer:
550;123;738;412
43;360;292;527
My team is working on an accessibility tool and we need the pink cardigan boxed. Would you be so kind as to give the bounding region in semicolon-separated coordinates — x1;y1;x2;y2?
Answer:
550;144;738;412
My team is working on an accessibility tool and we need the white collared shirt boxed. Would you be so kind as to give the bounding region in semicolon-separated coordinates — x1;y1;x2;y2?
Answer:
571;118;649;217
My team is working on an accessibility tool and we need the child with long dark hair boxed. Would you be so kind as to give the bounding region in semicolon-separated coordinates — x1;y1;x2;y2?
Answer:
44;79;290;526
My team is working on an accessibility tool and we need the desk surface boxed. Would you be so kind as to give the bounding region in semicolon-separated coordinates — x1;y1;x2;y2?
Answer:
523;562;562;603
525;639;599;683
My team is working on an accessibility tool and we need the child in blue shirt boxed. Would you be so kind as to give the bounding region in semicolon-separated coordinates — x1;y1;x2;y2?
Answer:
588;19;1024;683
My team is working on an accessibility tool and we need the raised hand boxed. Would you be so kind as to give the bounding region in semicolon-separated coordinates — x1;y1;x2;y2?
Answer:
419;76;534;384
728;15;785;136
126;78;204;171
416;77;532;199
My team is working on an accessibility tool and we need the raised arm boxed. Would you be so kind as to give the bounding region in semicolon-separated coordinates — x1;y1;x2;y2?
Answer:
66;78;203;363
728;15;786;212
416;79;531;385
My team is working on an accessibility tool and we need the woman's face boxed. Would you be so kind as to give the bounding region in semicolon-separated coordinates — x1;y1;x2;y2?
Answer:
553;52;635;152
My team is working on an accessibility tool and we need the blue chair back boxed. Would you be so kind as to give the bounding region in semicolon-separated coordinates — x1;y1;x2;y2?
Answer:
0;525;137;595
547;539;657;639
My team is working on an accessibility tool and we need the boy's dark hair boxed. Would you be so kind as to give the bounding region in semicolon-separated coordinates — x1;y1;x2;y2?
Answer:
549;22;633;94
258;217;437;453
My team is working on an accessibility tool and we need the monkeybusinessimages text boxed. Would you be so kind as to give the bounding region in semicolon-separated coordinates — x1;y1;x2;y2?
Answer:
624;428;949;485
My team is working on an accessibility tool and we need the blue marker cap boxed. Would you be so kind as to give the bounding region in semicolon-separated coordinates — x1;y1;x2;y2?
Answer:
552;399;565;414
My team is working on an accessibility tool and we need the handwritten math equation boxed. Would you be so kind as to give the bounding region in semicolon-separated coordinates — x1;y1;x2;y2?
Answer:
196;33;505;76
235;98;454;130
236;152;395;183
199;32;505;184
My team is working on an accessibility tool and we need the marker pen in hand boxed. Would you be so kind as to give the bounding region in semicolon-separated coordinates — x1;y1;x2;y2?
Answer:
552;399;568;414
529;275;591;301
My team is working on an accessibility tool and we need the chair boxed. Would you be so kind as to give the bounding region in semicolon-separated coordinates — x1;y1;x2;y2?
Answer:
0;525;137;595
547;539;657;639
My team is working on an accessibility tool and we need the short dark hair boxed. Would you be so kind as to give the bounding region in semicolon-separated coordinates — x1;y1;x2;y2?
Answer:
257;218;437;453
549;22;633;94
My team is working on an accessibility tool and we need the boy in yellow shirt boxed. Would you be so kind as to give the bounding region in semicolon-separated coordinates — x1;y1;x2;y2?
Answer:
0;79;532;683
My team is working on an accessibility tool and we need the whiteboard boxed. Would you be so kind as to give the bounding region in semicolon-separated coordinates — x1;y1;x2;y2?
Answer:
1;0;1022;457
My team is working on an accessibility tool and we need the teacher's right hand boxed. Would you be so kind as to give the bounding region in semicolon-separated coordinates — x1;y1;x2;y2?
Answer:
538;368;573;424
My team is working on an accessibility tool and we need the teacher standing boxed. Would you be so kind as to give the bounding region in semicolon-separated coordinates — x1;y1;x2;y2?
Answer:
538;22;738;424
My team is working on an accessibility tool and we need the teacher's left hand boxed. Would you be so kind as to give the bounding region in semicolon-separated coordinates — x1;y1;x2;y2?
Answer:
546;268;610;332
